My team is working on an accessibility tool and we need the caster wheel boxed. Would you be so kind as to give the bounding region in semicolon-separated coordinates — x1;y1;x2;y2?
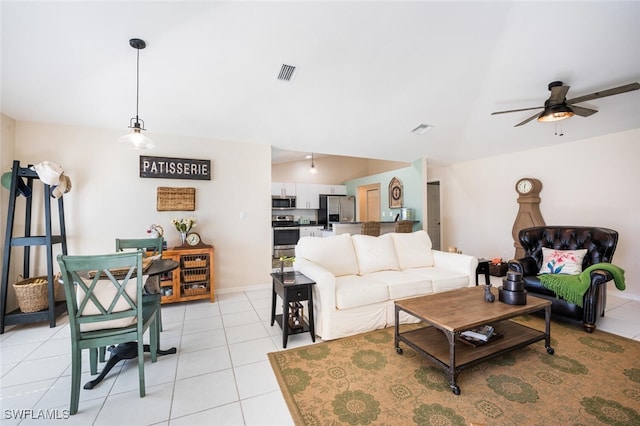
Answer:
452;386;460;395
396;347;403;355
547;347;555;355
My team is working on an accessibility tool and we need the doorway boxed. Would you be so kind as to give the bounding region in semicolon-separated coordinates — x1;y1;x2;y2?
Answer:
427;181;441;250
357;183;381;221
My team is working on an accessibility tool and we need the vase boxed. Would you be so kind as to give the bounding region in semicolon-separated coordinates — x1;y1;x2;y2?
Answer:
180;232;187;245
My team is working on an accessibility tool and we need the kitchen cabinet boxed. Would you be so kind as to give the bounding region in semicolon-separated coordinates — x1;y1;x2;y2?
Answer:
295;184;320;209
318;184;347;195
271;182;296;197
300;226;325;238
295;183;348;209
160;247;214;304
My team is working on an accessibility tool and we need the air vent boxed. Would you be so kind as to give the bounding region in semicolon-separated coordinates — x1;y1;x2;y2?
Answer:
277;64;297;82
411;124;434;134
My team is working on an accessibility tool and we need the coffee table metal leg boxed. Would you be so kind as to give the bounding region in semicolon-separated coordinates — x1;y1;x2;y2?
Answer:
394;305;403;354
445;331;460;395
544;305;555;355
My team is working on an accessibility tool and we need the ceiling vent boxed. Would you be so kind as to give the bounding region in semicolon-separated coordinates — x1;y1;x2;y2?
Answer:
411;124;434;134
277;64;297;82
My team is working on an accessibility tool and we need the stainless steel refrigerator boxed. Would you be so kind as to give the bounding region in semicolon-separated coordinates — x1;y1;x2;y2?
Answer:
318;195;355;228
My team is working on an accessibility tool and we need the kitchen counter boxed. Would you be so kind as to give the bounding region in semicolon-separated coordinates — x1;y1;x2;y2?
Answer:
330;221;419;236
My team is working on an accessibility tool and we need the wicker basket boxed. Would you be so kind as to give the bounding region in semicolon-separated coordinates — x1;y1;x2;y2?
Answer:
182;282;209;296
489;263;508;277
157;187;196;211
182;267;208;283
13;273;61;313
181;254;208;269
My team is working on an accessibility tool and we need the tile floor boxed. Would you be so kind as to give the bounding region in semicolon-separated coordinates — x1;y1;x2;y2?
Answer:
1;288;639;425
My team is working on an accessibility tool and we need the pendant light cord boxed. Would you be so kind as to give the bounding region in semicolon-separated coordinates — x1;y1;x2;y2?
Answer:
135;46;140;123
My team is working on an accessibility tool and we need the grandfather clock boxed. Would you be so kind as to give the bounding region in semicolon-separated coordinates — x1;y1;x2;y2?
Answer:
512;178;545;259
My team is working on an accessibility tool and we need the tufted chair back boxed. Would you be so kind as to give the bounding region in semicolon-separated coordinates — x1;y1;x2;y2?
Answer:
518;226;618;270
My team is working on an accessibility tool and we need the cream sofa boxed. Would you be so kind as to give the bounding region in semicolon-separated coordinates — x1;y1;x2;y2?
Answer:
294;230;478;340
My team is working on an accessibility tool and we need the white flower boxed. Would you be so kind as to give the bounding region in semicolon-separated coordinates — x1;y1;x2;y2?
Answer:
171;217;196;234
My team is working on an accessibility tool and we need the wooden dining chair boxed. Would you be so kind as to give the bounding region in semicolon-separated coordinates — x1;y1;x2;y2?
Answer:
115;237;163;257
361;221;381;237
57;251;159;415
395;220;414;233
116;237;164;343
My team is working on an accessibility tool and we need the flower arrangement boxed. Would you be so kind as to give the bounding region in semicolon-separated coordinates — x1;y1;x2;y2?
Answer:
147;224;164;238
171;217;196;244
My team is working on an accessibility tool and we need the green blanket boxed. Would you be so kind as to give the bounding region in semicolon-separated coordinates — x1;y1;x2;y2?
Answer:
538;263;625;307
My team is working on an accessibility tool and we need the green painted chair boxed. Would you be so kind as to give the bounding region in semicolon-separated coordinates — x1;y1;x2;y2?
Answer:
115;237;164;344
115;237;163;257
57;251;159;415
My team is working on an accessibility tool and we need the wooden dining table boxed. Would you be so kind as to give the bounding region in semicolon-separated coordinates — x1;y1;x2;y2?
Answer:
83;257;179;390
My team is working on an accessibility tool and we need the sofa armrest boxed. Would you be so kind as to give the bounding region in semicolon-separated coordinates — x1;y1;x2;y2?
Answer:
431;251;478;286
508;257;538;276
294;258;338;312
589;268;615;287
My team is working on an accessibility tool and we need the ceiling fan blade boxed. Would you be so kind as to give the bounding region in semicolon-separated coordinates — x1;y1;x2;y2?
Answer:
514;112;540;127
549;85;570;103
566;82;640;104
569;105;598;117
491;106;543;115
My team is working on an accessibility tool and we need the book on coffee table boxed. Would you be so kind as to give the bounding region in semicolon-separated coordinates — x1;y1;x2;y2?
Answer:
458;325;503;347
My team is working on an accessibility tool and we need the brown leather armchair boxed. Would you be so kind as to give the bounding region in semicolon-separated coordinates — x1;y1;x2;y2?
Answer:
508;226;618;333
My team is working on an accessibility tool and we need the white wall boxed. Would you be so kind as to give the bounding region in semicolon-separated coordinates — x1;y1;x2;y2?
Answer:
9;121;272;303
1;114;18;309
5;118;638;308
429;129;639;301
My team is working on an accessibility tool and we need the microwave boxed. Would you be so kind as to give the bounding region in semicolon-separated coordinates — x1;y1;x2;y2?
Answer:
272;196;296;209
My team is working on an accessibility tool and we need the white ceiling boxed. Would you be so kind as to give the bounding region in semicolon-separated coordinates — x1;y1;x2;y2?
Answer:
2;1;639;166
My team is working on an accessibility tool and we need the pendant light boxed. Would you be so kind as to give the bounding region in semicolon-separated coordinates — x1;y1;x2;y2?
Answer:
309;153;317;174
119;38;155;149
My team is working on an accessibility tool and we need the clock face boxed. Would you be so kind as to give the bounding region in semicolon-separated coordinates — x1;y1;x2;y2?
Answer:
516;179;533;194
186;232;201;246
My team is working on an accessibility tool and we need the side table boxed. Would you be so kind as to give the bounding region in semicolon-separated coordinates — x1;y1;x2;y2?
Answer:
476;258;490;286
270;271;316;348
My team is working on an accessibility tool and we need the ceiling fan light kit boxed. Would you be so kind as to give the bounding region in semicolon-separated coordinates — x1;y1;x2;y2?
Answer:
537;103;574;123
119;38;155;150
492;80;640;127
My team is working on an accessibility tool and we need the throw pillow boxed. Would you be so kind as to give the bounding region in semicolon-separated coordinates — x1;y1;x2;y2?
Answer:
538;248;588;275
391;230;435;269
352;233;400;275
295;233;359;277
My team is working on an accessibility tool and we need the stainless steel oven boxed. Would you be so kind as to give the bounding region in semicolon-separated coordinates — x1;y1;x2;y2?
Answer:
272;215;300;258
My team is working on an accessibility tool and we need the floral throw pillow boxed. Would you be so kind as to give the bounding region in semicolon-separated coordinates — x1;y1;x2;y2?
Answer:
539;248;588;275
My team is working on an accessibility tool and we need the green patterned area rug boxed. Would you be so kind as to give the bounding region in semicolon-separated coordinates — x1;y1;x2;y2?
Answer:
268;316;640;425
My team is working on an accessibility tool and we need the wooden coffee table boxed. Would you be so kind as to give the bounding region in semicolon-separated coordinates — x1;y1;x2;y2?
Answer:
394;286;553;395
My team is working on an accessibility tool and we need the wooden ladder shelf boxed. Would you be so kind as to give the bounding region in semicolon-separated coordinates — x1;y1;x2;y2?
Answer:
1;160;68;333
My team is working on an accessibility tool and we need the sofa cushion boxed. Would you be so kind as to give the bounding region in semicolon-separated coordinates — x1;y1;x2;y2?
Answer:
352;234;400;275
403;267;469;292
391;230;434;269
296;234;359;277
538;248;588;275
335;275;390;309
367;270;434;299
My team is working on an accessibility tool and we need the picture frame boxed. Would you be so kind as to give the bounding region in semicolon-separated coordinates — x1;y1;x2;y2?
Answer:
389;177;403;208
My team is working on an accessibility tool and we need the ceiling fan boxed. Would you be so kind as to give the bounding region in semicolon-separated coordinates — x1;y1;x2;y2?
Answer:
491;81;640;127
